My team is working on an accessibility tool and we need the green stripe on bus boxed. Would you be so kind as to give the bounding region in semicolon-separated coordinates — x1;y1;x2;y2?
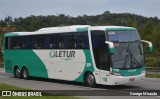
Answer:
4;32;19;37
4;50;48;78
74;49;94;82
112;66;145;76
76;28;88;32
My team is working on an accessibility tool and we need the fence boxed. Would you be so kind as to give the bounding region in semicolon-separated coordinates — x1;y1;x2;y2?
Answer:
146;67;160;74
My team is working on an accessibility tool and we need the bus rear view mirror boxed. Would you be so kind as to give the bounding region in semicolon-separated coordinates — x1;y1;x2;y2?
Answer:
105;41;114;55
141;40;153;53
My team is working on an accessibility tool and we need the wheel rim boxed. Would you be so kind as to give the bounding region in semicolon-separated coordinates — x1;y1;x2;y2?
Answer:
23;69;27;78
15;68;20;77
87;74;95;86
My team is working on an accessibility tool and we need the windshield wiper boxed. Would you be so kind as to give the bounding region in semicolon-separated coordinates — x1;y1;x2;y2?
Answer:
122;44;130;69
128;45;141;68
123;44;141;69
122;53;129;69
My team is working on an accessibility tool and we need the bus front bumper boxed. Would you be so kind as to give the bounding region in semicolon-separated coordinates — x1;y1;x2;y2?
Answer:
108;73;145;85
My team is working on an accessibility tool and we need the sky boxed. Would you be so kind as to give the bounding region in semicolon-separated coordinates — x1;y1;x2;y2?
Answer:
0;0;160;20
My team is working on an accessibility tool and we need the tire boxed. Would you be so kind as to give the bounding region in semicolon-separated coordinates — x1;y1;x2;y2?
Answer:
14;67;21;78
22;67;30;80
85;72;96;87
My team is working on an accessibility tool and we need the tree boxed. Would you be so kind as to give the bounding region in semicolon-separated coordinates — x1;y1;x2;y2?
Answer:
153;22;160;51
141;21;154;41
4;16;13;26
0;20;7;27
127;18;138;28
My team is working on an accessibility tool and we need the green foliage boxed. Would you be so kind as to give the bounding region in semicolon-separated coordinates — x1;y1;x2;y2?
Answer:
1;11;158;32
0;11;158;31
145;57;160;67
0;83;30;90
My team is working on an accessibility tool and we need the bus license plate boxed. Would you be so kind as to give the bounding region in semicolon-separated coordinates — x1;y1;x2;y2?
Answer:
129;78;135;82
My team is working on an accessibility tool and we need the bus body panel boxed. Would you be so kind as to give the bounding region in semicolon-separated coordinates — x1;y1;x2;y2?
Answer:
3;25;151;86
33;49;94;81
4;49;95;82
4;50;48;78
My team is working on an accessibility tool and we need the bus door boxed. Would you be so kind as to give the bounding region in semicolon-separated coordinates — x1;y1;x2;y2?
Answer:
91;31;110;84
98;45;110;84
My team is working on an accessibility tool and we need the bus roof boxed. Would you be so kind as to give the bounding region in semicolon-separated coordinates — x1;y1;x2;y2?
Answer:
38;25;90;31
4;25;137;37
90;26;137;31
4;25;90;37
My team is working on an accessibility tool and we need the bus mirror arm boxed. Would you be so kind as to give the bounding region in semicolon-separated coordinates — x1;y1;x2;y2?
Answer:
141;40;153;53
105;41;114;55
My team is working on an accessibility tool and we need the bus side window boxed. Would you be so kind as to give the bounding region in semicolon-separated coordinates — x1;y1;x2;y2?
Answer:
58;35;65;49
49;35;57;49
5;37;9;49
32;36;44;49
22;36;31;49
68;35;76;49
84;34;89;49
77;32;89;49
10;37;23;49
77;36;84;49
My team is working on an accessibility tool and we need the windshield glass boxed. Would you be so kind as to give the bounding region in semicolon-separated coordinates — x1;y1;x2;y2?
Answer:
111;42;144;69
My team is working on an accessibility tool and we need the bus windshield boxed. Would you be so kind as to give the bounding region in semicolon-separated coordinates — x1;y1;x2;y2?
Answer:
111;42;144;69
107;30;144;69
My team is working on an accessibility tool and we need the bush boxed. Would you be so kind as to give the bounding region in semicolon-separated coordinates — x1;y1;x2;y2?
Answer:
145;57;160;67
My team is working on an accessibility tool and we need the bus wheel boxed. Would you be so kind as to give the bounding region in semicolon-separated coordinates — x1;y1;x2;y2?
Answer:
22;67;30;80
85;72;96;87
14;67;21;78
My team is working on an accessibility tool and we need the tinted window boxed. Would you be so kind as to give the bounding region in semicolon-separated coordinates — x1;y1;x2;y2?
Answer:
58;34;66;49
68;35;76;49
5;32;89;50
91;30;110;70
49;35;57;49
108;30;140;41
31;35;44;49
10;37;23;49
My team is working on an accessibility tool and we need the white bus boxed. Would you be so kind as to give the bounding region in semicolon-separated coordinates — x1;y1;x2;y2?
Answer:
3;25;152;87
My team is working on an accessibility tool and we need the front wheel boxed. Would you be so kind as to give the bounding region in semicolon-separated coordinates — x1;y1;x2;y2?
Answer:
22;67;30;80
85;72;96;87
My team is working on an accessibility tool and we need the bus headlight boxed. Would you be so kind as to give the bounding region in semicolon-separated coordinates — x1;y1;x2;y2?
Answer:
111;72;122;76
141;70;145;74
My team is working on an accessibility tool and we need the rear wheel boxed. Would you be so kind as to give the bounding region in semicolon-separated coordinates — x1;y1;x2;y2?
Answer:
22;67;30;80
84;72;96;87
14;67;21;78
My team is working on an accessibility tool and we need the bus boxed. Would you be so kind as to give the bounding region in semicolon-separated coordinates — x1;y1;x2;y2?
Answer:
3;25;152;87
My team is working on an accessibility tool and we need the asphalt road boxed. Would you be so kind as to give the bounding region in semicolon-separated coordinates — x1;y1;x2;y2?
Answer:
0;68;160;99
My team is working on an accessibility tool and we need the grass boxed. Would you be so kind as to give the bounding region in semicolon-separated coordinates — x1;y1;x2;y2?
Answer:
0;83;84;99
0;83;30;90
